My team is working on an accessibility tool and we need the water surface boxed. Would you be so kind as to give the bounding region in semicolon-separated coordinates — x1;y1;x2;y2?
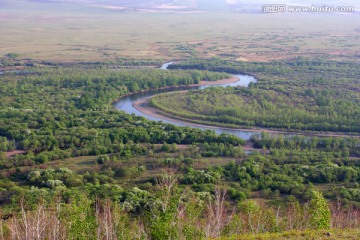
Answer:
114;62;259;140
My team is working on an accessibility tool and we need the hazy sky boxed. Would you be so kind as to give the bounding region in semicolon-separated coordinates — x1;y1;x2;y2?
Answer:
18;0;360;7
1;0;359;13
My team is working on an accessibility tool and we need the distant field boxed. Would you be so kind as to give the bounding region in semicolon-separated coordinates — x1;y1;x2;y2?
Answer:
0;0;359;62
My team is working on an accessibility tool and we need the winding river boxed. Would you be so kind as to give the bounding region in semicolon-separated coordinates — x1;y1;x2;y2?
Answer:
114;62;260;140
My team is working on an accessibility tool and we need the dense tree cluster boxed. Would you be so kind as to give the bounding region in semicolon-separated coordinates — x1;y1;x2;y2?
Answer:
0;66;234;169
160;58;360;132
251;132;359;157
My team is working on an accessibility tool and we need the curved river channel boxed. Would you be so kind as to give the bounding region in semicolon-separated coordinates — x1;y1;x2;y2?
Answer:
114;63;260;140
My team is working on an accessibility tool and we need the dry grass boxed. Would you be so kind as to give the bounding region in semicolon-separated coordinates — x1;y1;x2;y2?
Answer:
42;155;97;171
0;1;359;62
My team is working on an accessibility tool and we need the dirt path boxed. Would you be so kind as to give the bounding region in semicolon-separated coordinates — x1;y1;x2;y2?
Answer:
6;150;26;158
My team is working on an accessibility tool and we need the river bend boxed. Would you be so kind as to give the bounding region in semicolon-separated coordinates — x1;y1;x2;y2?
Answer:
114;62;260;140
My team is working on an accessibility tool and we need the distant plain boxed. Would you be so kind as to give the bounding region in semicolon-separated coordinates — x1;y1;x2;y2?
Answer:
0;0;359;62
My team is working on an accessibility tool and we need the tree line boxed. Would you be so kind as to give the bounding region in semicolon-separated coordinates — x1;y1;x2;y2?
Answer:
0;66;235;169
160;58;360;133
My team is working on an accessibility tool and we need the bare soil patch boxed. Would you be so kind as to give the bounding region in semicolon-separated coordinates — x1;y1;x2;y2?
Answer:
6;150;26;158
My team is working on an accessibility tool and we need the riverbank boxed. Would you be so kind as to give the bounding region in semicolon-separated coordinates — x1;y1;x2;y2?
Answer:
111;76;239;104
197;76;239;86
133;95;359;139
115;63;358;139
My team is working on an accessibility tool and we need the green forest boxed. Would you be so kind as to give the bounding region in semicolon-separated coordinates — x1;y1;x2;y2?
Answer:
0;58;359;239
0;65;230;167
154;58;360;133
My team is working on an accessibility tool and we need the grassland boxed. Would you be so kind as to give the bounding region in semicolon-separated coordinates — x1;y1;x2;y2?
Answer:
0;0;359;62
